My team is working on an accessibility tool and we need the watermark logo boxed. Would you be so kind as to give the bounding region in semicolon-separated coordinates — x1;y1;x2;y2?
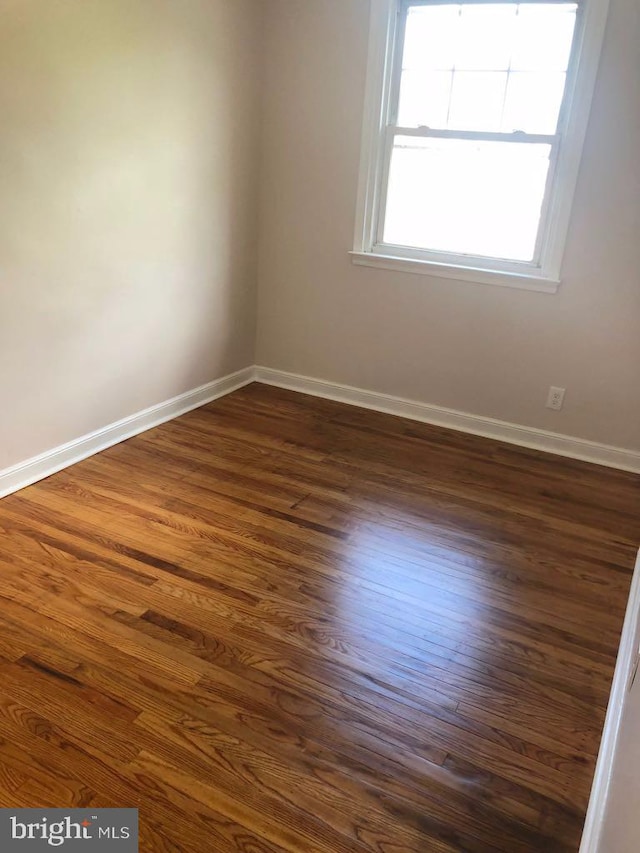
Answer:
0;810;138;851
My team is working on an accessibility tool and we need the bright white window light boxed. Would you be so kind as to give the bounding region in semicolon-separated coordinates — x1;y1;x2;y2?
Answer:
383;2;578;264
384;137;552;261
352;0;612;289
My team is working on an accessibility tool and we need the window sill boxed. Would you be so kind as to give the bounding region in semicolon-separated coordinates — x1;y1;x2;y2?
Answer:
349;251;560;293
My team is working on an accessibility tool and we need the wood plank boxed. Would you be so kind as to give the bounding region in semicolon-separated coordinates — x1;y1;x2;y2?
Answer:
0;382;637;852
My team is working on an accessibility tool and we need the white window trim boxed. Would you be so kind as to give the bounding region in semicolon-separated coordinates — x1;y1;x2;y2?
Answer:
352;0;610;293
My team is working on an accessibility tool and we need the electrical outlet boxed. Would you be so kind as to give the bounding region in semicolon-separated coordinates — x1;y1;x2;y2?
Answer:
546;386;566;410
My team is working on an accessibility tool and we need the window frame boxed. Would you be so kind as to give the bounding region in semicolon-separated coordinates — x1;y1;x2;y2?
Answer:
351;0;610;292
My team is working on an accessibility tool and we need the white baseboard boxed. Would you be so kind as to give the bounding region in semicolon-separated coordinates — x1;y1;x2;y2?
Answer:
254;366;640;474
3;363;639;501
0;366;255;499
579;549;640;853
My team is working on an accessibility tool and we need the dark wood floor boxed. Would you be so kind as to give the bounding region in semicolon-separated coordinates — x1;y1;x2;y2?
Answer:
0;383;638;852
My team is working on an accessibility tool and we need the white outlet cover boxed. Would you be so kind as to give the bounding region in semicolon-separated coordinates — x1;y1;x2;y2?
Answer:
546;386;566;410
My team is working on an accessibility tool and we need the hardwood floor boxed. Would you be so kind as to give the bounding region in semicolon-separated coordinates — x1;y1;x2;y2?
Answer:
0;383;638;852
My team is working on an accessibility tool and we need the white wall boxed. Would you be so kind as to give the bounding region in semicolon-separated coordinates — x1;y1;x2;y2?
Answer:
595;667;640;852
587;550;640;853
256;0;640;453
0;0;262;470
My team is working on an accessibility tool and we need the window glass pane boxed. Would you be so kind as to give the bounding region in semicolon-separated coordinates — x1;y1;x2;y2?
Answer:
403;5;459;71
502;71;567;134
454;4;516;71
397;2;578;132
511;4;577;71
448;71;508;132
397;70;453;128
383;137;551;262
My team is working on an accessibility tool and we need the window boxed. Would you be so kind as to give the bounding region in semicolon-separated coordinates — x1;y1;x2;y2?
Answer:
352;0;610;291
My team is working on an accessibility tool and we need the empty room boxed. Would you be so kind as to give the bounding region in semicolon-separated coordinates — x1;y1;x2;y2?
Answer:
0;0;639;851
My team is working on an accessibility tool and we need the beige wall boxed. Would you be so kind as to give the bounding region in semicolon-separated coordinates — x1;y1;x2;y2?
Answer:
0;0;262;469
2;0;638;472
256;0;640;452
597;676;640;852
593;550;640;852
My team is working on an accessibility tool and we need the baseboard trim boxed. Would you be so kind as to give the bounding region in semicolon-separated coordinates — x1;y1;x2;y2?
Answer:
579;549;640;853
3;364;639;500
254;366;640;474
0;366;255;499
